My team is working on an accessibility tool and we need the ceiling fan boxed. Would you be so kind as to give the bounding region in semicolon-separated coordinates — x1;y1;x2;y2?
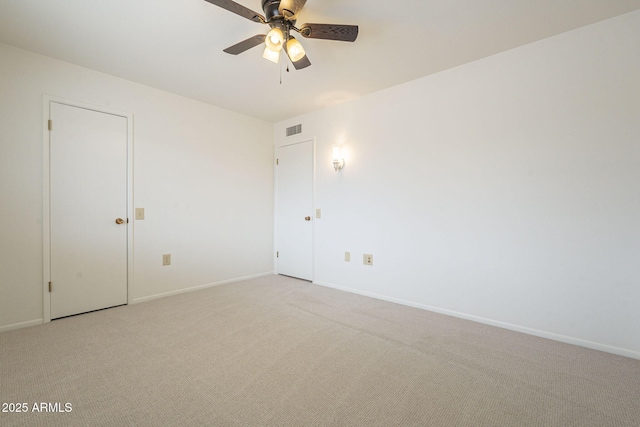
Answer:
204;0;359;70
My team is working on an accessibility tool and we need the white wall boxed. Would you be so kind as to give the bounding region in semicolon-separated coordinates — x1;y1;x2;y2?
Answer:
275;11;640;358
0;43;274;331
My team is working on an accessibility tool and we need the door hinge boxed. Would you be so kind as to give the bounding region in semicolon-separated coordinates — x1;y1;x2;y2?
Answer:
48;281;52;292
48;120;52;131
276;159;279;165
276;251;279;258
127;218;129;223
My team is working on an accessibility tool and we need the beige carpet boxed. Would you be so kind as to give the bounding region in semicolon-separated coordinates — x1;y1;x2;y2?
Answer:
1;275;639;426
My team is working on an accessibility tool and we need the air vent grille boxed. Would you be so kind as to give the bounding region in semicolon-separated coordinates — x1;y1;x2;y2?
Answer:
286;124;302;137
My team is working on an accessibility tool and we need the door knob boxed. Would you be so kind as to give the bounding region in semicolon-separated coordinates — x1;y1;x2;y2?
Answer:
115;218;124;224
305;216;311;221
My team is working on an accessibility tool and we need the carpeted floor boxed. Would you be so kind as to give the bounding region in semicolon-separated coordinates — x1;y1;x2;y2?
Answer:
1;275;639;426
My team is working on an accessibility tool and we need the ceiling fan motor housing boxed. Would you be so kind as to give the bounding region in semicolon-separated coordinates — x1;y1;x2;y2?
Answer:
262;0;283;21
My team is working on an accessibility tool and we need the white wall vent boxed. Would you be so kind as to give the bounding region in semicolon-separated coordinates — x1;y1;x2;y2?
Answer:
286;124;302;137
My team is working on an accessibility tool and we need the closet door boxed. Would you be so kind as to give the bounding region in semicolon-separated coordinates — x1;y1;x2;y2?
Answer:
49;102;128;318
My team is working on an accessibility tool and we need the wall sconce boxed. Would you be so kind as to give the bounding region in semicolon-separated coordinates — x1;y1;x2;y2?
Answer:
332;146;344;171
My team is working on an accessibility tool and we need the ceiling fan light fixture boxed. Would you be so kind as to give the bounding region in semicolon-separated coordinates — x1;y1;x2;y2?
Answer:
285;37;306;62
262;46;281;63
265;27;284;52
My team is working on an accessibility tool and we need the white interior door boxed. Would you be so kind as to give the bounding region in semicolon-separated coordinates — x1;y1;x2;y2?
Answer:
49;102;128;319
277;141;313;281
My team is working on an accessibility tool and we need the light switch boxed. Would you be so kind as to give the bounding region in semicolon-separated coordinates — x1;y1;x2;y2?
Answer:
345;252;350;262
162;254;171;266
135;208;145;220
316;209;321;219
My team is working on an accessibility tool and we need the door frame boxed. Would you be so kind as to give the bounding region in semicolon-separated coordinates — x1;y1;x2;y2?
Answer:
274;138;316;281
42;95;134;323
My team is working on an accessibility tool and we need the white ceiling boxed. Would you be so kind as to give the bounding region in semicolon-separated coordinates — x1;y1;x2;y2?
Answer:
1;0;639;122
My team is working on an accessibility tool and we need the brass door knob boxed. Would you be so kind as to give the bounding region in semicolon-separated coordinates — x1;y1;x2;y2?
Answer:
115;218;124;224
305;216;311;221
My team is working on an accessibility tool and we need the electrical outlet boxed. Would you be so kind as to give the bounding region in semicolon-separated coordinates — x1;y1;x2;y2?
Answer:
162;254;171;266
345;251;350;262
135;208;145;220
363;254;373;266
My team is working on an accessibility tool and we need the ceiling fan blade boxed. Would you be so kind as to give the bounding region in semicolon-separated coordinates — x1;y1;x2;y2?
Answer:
223;34;266;55
284;43;311;69
203;0;265;23
291;54;311;70
299;23;359;42
279;0;307;20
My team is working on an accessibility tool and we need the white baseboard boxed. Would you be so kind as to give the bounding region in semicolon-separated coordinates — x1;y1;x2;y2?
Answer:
132;271;274;304
313;280;640;361
0;318;43;333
